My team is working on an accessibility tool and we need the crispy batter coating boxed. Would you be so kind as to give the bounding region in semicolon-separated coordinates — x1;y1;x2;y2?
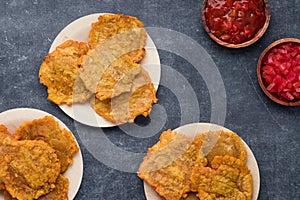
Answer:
3;175;69;200
88;13;147;63
91;69;157;124
138;129;251;200
80;19;147;93
0;125;14;190
4;190;15;200
0;140;61;200
39;40;92;105
14;116;79;173
138;130;207;200
0;125;15;146
193;131;247;166
38;175;69;200
95;54;142;100
190;156;252;200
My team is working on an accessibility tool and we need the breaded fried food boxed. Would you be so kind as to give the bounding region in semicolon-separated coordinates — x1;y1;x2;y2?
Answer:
91;69;157;124
14;116;79;173
95;54;142;100
0;125;15;146
88;14;147;63
193;131;247;166
38;175;69;200
0;140;61;200
138;130;207;200
4;190;16;200
3;174;68;200
190;155;252;200
80;22;147;93
0;125;15;190
39;40;92;105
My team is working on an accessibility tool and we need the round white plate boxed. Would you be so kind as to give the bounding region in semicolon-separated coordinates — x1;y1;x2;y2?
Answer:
49;13;161;127
0;108;83;200
144;123;260;200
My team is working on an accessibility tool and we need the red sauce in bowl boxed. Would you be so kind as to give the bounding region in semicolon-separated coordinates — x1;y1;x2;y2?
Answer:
204;0;266;44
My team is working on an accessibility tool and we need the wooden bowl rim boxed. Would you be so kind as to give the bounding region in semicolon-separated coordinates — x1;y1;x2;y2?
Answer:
202;0;271;48
256;38;300;106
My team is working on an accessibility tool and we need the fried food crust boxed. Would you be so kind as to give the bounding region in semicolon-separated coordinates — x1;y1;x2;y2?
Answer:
190;155;252;200
88;13;147;62
138;130;207;200
39;40;91;105
3;175;69;200
0;125;15;190
15;116;79;173
91;69;157;124
38;175;69;200
0;125;15;146
193;131;247;166
80;28;147;93
95;54;142;100
0;140;61;200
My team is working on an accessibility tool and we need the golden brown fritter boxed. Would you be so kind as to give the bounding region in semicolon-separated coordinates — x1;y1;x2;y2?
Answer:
138;130;207;200
0;125;15;190
3;175;68;200
193;131;247;166
39;40;92;105
0;125;15;146
88;13;147;63
4;190;16;200
95;54;142;100
14;116;79;173
80;26;147;93
38;175;69;200
0;140;61;200
190;155;252;200
91;69;157;124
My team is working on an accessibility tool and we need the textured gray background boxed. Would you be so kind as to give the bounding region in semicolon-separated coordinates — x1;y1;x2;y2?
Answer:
0;0;300;199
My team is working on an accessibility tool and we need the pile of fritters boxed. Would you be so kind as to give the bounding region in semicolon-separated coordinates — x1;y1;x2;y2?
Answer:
39;13;157;124
0;116;79;200
138;130;253;200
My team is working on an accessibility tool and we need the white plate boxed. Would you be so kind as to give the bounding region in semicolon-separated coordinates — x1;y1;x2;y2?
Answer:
49;13;161;127
144;123;260;200
0;108;83;200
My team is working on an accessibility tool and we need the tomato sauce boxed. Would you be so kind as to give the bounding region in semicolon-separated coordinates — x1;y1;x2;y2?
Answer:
204;0;266;44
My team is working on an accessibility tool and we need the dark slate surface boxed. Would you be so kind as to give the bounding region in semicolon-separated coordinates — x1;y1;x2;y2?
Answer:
0;0;299;199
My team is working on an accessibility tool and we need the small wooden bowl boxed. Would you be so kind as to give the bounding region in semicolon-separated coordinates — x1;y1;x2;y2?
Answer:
202;0;271;48
257;38;300;106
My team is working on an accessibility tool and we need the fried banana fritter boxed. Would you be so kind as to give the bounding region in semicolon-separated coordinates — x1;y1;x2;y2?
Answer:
138;129;251;200
38;175;69;200
3;175;68;200
0;125;15;190
193;131;247;166
14;116;79;173
39;40;92;105
138;130;207;200
88;14;147;63
80;22;147;93
0;125;15;146
0;140;61;200
95;54;142;100
190;155;252;200
91;69;157;124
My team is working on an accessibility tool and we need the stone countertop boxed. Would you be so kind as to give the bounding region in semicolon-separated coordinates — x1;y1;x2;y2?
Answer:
0;0;299;199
